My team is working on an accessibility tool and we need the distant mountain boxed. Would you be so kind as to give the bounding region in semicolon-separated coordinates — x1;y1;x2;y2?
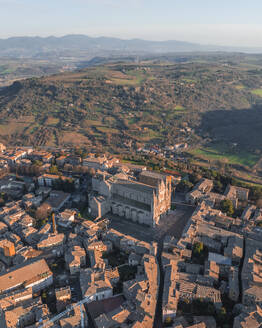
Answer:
1;35;261;59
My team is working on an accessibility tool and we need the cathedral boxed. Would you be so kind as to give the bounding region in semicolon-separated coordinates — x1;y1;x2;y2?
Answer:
89;170;172;227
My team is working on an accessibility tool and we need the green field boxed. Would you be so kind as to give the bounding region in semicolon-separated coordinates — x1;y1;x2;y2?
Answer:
182;78;197;83
251;89;262;97
109;69;149;86
174;105;185;110
96;126;119;134
191;146;259;168
0;65;15;74
235;85;245;90
46;117;59;126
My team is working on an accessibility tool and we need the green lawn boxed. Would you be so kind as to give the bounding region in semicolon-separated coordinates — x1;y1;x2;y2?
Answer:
191;146;259;168
251;89;262;97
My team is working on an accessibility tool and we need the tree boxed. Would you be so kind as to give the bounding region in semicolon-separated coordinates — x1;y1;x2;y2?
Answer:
193;242;204;255
217;307;227;326
214;180;224;194
192;242;208;265
189;172;202;184
176;180;193;192
49;165;59;175
164;317;173;326
34;160;42;166
220;199;234;217
178;299;191;313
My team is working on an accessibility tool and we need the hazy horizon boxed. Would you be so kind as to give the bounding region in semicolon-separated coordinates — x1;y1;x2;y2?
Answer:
0;31;262;49
1;0;262;47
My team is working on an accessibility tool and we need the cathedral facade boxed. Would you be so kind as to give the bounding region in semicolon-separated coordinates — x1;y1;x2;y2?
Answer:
89;170;172;227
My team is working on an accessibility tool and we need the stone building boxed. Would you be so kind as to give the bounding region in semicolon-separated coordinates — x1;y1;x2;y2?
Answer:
55;286;71;312
224;184;249;208
0;259;53;295
186;178;213;205
233;305;262;328
89;195;110;219
89;170;172;227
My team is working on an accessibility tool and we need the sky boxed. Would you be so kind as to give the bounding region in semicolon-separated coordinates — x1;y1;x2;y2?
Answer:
1;0;262;47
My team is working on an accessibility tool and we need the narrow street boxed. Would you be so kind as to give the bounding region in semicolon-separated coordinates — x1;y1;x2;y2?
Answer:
238;237;246;303
153;196;195;328
154;236;165;328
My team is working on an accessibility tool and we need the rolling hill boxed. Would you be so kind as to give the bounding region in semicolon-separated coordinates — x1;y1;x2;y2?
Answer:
0;57;262;157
